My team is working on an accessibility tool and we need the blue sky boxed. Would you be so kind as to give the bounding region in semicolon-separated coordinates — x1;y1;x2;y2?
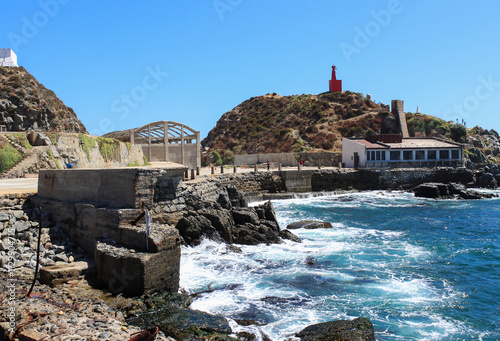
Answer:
1;0;499;138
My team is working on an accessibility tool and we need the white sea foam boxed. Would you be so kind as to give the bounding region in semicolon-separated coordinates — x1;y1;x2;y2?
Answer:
178;190;496;340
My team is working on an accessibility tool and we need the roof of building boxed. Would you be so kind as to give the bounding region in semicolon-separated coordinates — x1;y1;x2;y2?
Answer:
347;137;462;150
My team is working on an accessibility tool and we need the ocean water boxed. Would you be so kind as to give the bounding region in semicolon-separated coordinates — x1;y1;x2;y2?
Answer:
179;190;500;340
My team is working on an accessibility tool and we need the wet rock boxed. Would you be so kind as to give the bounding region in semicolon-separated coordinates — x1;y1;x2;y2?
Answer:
176;213;217;246
296;317;375;341
287;220;333;229
232;223;281;245
232;208;260;225
128;307;235;341
414;183;497;199
279;229;302;243
413;183;451;199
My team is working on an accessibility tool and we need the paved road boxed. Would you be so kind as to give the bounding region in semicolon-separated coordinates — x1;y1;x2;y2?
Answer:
0;177;38;195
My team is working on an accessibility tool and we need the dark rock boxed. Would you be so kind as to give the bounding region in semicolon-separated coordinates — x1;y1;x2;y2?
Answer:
217;192;232;210
414;182;497;199
477;172;497;188
467;148;486;164
232;208;260;226
175;213;216;246
296;317;375;341
232;223;281;245
414;183;451;199
305;256;316;265
279;229;302;243
287;220;333;229
199;208;234;244
226;185;248;208
128;307;235;340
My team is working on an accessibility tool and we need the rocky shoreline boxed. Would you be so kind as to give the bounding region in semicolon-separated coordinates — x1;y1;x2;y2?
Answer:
1;166;498;340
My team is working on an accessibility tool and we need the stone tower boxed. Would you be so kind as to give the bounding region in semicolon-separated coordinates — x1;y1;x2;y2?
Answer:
391;100;409;138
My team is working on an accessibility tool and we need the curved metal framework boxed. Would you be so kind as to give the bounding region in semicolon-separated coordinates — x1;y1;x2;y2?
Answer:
103;121;200;168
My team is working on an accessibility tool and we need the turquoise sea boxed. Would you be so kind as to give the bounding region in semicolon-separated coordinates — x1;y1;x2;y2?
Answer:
180;190;500;340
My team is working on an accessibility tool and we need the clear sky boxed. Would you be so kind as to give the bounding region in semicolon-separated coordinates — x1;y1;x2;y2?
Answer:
1;0;499;139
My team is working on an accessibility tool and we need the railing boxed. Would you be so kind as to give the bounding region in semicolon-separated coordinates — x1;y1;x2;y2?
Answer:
365;161;463;169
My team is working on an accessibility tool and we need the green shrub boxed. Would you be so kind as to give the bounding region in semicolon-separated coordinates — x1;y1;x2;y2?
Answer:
96;137;120;162
143;155;150;166
0;141;23;173
78;134;96;160
450;124;467;143
223;150;235;165
208;151;222;166
128;161;140;167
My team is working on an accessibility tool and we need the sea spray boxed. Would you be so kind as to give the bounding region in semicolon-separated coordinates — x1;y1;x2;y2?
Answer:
180;190;500;340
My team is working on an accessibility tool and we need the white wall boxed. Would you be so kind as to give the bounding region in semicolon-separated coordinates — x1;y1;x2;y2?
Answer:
0;49;17;67
342;138;366;168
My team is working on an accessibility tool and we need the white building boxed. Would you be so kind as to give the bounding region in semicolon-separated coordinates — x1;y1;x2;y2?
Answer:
342;135;463;168
0;49;18;67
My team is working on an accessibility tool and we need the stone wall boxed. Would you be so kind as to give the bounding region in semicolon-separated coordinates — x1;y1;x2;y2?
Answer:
311;167;476;191
35;168;187;296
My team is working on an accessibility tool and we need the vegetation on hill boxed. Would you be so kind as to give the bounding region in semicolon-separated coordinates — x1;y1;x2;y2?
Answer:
203;91;499;167
0;136;22;173
0;66;87;133
202;91;398;157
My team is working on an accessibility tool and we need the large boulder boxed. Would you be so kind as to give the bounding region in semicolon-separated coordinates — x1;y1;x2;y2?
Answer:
287;220;333;229
128;307;235;340
413;183;451;199
296;317;375;341
175;213;215;246
477;172;497;188
414;182;497;200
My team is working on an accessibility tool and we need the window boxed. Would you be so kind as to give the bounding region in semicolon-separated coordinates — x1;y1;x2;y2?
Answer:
451;150;460;159
428;150;437;160
376;151;381;161
403;150;413;160
415;150;425;160
367;151;371;161
439;150;450;160
390;151;401;161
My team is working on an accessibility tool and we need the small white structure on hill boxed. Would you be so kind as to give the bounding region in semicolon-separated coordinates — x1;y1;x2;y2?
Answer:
342;135;463;168
0;49;18;67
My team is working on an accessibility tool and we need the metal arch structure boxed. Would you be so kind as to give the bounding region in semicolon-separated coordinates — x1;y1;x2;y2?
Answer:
103;121;201;169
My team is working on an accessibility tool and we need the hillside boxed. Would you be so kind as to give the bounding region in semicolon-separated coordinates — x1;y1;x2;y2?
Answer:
0;66;86;133
202;92;399;155
202;91;500;167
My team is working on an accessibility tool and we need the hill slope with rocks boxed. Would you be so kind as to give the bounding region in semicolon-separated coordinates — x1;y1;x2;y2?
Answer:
202;92;396;155
0;66;86;133
202;92;499;167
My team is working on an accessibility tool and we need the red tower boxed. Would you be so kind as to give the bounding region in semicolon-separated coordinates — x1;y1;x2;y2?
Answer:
329;65;342;92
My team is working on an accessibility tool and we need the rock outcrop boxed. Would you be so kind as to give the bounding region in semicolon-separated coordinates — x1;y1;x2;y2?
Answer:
296;317;375;341
175;186;296;246
287;220;333;229
0;67;86;133
413;182;498;200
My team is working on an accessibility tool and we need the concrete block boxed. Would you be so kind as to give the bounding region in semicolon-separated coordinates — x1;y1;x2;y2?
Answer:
95;240;180;296
39;261;92;287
